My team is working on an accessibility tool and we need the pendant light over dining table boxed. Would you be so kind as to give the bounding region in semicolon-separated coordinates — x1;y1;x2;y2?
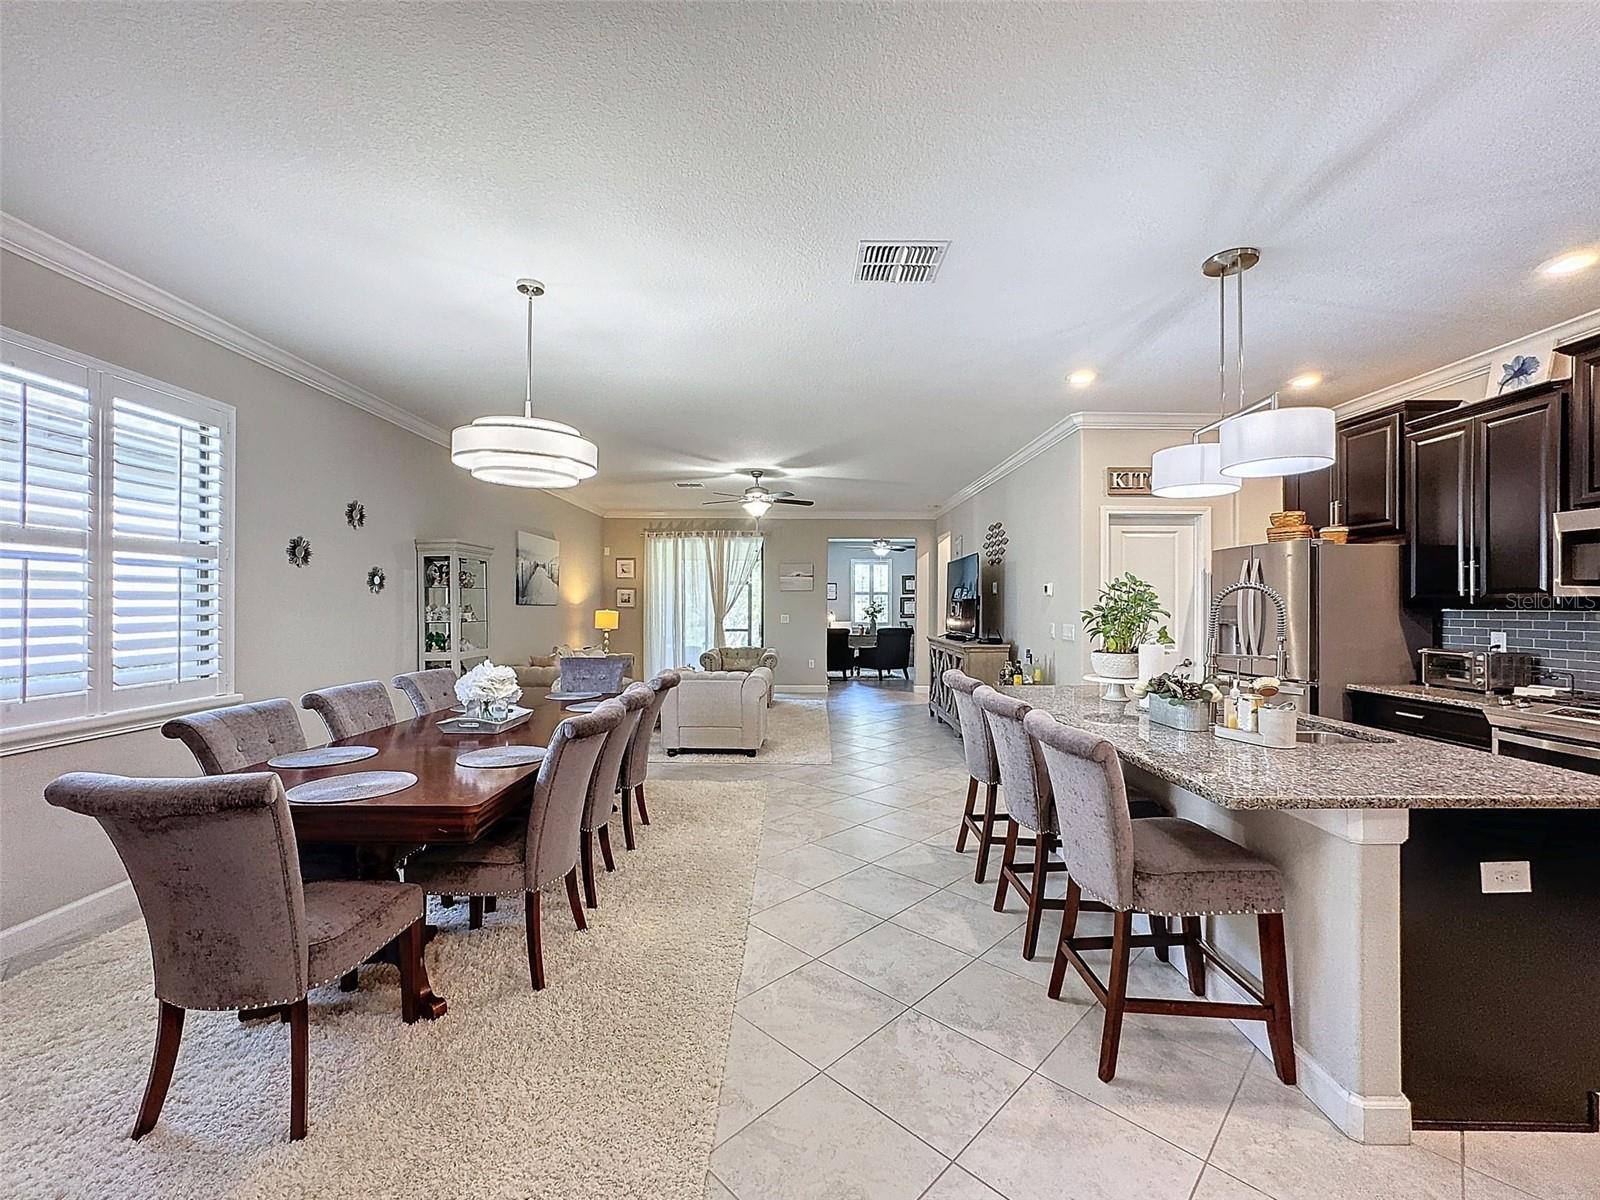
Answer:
450;279;598;489
1150;249;1335;499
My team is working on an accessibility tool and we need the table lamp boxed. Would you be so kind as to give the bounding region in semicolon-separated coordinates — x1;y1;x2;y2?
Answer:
594;608;620;653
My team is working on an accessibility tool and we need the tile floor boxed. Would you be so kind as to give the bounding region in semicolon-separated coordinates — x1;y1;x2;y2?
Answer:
650;680;1598;1200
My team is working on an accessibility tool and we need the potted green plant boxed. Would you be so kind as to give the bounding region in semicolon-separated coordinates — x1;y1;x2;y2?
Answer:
1133;670;1220;731
1081;573;1168;679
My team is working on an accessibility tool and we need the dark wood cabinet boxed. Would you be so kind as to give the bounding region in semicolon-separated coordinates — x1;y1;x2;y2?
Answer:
1405;384;1564;605
1348;690;1491;749
1281;464;1333;527
1556;331;1600;508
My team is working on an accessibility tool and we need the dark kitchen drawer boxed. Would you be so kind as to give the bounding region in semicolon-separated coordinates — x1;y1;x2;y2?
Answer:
1348;691;1492;750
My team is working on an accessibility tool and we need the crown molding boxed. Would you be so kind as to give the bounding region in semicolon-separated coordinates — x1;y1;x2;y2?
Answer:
1332;307;1600;420
1;212;452;447
937;409;1201;515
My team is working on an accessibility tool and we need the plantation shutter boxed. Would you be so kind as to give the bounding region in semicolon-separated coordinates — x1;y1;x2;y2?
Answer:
0;345;95;723
105;378;224;707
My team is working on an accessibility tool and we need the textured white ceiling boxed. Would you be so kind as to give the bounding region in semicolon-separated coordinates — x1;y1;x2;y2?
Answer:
4;2;1599;514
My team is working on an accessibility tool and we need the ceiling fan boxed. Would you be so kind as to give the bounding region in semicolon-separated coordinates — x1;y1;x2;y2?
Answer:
701;469;815;518
868;537;915;556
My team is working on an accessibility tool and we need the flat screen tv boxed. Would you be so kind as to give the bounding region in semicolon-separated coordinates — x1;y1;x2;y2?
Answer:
945;552;981;640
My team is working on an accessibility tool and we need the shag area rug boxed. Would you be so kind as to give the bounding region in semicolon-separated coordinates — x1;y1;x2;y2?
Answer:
650;696;832;765
0;780;765;1200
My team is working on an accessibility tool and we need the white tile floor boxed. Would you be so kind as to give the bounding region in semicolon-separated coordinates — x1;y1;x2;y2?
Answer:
648;680;1598;1200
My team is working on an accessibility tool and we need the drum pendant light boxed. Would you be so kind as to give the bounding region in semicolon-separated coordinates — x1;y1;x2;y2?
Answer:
451;279;598;489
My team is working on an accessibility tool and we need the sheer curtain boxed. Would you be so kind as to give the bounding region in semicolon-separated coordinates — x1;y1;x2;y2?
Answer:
644;531;763;674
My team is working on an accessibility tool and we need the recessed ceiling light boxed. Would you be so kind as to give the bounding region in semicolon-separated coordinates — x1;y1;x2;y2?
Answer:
1288;372;1323;390
1541;249;1598;277
1068;369;1097;388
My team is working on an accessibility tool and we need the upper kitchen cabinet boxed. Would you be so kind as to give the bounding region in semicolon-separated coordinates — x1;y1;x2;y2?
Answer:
1556;331;1600;508
1405;384;1565;605
1334;400;1458;540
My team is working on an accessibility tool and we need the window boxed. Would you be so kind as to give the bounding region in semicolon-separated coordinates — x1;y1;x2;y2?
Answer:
2;331;234;747
850;558;891;624
643;532;763;672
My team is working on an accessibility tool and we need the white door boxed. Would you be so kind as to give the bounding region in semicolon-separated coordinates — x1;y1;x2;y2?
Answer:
1101;509;1211;668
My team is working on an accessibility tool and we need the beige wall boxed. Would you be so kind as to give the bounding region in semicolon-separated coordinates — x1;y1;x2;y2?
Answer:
937;428;1280;682
0;251;603;934
600;516;938;688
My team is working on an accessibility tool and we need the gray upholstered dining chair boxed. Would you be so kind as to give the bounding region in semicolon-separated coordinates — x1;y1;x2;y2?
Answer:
300;680;396;741
616;669;681;848
1024;708;1296;1085
578;683;652;908
558;653;631;694
161;698;306;774
974;685;1062;960
944;670;1005;884
391;668;459;717
404;703;622;990
43;771;437;1142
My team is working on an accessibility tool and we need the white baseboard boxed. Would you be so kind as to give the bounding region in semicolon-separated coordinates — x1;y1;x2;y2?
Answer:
913;684;929;695
1166;945;1413;1145
0;880;138;965
776;684;828;695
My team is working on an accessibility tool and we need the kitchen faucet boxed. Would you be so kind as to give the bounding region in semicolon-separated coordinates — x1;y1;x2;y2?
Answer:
1206;580;1287;682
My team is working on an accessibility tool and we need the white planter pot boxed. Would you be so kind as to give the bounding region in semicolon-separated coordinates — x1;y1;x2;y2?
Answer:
1090;650;1140;680
1137;643;1186;687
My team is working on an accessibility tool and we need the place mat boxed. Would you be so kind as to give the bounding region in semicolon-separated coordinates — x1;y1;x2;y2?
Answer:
267;745;378;769
285;770;417;804
456;746;548;769
545;690;602;702
565;701;604;713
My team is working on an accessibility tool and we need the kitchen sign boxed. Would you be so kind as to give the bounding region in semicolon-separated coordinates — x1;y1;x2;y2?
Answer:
1105;467;1153;496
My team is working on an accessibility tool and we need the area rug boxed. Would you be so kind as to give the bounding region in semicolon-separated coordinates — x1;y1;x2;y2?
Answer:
0;780;765;1200
649;696;832;765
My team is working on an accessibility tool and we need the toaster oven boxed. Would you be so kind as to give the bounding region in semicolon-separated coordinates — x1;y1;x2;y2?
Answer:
1419;649;1536;694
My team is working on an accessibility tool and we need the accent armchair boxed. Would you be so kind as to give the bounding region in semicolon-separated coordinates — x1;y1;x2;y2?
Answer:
43;771;440;1142
660;667;771;756
700;647;779;704
856;626;913;681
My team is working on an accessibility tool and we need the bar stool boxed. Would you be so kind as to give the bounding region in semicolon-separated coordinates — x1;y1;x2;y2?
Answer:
1024;708;1296;1085
943;670;1007;882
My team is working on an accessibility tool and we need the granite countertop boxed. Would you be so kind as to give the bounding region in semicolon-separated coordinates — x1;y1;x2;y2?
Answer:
1000;685;1600;811
1344;682;1499;711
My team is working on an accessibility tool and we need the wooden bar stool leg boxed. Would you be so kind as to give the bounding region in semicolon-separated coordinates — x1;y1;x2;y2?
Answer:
1258;913;1297;1084
993;818;1018;912
955;777;978;852
565;869;587;931
485;897;498;913
338;969;359;992
635;784;651;826
1022;830;1049;959
580;831;599;909
131;1001;184;1139
287;998;309;1141
524;891;545;991
468;896;484;929
598;823;617;872
974;783;999;882
1150;914;1170;962
621;788;637;851
1048;879;1082;1001
1181;916;1206;996
1097;910;1135;1082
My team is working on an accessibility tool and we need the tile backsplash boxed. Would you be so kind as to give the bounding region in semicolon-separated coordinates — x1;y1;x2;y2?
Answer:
1440;609;1600;693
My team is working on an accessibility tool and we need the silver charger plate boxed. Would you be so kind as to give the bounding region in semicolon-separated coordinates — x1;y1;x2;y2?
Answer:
545;690;602;702
267;746;378;769
285;770;418;804
456;746;548;769
564;701;603;713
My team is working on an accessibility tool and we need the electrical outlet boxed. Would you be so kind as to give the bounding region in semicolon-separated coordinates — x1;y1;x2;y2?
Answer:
1062;624;1076;642
1043;582;1054;597
1489;630;1508;651
1049;622;1056;639
780;613;789;624
808;658;815;669
604;546;611;557
1480;861;1532;894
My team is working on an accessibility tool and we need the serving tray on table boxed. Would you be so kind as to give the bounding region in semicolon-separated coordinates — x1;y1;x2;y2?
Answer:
436;706;534;735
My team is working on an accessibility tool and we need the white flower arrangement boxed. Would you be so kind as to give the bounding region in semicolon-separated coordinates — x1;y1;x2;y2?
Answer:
455;661;522;708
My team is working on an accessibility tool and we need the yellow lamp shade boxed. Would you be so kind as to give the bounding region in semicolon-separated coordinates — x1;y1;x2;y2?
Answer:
594;609;620;632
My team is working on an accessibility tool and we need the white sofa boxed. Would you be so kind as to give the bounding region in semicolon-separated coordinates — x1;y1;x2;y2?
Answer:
660;666;772;756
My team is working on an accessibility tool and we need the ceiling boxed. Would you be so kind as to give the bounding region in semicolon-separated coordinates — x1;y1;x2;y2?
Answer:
3;2;1598;516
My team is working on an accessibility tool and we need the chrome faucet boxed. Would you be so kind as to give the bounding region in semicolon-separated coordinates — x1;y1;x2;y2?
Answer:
1206;580;1287;682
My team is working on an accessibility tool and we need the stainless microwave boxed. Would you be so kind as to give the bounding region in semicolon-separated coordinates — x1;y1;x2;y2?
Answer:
1554;508;1600;597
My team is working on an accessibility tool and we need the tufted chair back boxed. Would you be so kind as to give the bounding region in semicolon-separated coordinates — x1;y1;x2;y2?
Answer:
300;681;395;741
45;771;311;1009
1023;709;1136;910
558;655;630;694
391;668;459;717
943;670;999;785
619;670;680;792
582;684;651;832
526;703;621;891
162;699;307;774
974;685;1055;834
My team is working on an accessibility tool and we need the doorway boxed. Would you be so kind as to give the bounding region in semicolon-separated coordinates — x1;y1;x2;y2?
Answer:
826;538;919;685
1099;507;1212;668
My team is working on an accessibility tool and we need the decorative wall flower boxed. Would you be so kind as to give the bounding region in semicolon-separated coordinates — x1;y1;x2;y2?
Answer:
1497;354;1540;393
346;500;366;529
366;566;386;594
286;536;312;568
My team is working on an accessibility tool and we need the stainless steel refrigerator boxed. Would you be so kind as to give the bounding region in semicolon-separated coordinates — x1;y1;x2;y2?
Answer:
1209;541;1424;717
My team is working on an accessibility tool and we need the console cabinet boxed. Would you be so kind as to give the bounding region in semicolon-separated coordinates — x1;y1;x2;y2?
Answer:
1556;330;1600;509
927;637;1011;730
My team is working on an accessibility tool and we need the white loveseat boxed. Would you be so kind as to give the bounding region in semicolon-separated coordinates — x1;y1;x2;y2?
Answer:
660;666;772;756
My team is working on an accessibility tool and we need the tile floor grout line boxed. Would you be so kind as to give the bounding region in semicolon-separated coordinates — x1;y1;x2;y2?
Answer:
1200;1051;1254;1165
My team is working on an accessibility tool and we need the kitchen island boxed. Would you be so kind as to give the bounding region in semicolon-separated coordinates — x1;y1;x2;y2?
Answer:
1000;684;1600;1144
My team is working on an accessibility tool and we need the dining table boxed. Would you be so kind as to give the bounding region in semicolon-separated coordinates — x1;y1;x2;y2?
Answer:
236;688;615;1019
